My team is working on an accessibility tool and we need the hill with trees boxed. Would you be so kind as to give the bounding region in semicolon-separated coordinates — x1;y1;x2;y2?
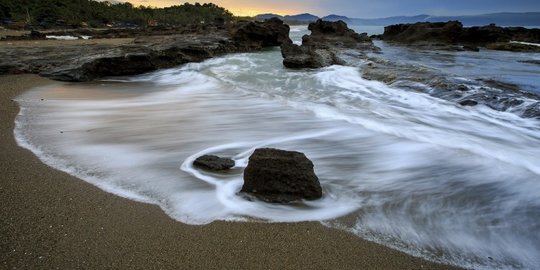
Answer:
0;0;234;28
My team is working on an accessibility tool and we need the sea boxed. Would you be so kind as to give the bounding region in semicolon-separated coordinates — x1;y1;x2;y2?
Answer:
14;25;540;269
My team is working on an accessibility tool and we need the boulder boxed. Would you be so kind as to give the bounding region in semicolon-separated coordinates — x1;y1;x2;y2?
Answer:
281;20;378;69
281;40;343;68
241;148;322;203
231;17;290;50
30;30;46;39
306;19;372;46
193;155;235;171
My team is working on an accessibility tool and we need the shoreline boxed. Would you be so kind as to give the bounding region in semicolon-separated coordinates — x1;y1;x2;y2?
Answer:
1;74;463;269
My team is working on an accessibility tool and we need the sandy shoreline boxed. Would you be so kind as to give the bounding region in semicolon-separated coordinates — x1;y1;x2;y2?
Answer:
0;74;462;269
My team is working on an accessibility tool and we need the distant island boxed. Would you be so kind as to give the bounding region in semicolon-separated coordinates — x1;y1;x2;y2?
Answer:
256;12;540;26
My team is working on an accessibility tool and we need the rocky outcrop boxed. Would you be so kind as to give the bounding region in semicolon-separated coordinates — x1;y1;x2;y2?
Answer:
39;34;234;82
376;21;540;52
0;19;291;82
486;42;540;52
280;40;345;68
361;57;540;119
241;148;322;203
378;21;465;44
281;19;379;68
231;17;290;50
193;155;235;171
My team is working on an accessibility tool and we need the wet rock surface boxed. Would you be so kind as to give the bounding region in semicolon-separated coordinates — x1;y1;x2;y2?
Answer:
0;19;290;82
520;59;540;65
361;57;540;119
486;42;540;52
193;155;235;171
231;17;290;50
241;148;322;203
281;19;379;68
375;21;540;52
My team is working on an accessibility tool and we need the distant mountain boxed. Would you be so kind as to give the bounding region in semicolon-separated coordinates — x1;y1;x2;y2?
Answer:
321;14;350;22
283;13;320;22
350;15;431;26
255;13;283;20
427;12;540;26
254;13;320;22
255;12;540;27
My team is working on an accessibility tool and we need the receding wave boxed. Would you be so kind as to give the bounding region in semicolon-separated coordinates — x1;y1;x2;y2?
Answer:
15;47;540;269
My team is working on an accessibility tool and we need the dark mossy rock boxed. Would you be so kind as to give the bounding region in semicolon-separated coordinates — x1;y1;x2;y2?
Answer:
231;17;290;50
241;148;322;203
459;100;479;106
193;155;235;171
378;21;540;52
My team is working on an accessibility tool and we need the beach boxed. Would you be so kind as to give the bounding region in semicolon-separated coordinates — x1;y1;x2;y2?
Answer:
0;74;463;269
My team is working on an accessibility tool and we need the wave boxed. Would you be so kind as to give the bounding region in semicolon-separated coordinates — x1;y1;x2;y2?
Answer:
14;49;540;269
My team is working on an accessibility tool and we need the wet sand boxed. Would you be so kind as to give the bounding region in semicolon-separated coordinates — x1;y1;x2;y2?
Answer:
0;74;463;269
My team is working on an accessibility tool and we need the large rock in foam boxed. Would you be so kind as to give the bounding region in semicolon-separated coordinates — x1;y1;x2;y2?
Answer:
241;148;322;203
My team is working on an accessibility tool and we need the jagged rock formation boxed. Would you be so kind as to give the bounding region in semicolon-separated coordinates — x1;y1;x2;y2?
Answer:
0;19;291;82
231;17;290;50
280;19;379;68
375;21;540;52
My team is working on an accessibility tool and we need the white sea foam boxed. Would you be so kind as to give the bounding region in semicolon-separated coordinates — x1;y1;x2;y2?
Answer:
46;35;90;40
511;41;540;47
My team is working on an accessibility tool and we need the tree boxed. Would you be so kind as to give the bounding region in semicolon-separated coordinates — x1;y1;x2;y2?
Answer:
0;0;235;27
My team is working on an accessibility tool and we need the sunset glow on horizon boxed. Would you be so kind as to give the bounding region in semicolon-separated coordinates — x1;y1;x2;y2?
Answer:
117;0;540;18
123;1;303;16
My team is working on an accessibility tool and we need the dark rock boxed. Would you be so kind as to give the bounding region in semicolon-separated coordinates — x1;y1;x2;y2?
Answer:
462;45;480;52
193;155;235;171
378;21;540;52
281;19;378;69
361;57;540;118
308;20;371;42
520;59;540;65
30;30;46;39
231;17;290;50
522;103;540;119
241;148;322;203
380;21;464;44
480;79;521;93
486;42;540;52
457;84;470;91
459;100;479;106
1;21;292;81
281;40;343;68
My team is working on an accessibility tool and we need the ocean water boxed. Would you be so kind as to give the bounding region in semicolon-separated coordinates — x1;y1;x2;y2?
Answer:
15;26;540;269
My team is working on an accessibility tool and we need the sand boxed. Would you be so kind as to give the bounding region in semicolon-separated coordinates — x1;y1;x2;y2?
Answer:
0;74;463;269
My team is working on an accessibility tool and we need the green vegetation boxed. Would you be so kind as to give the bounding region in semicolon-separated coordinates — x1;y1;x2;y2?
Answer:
0;0;234;27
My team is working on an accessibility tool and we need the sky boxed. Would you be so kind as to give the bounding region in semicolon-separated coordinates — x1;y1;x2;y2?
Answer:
122;0;540;18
